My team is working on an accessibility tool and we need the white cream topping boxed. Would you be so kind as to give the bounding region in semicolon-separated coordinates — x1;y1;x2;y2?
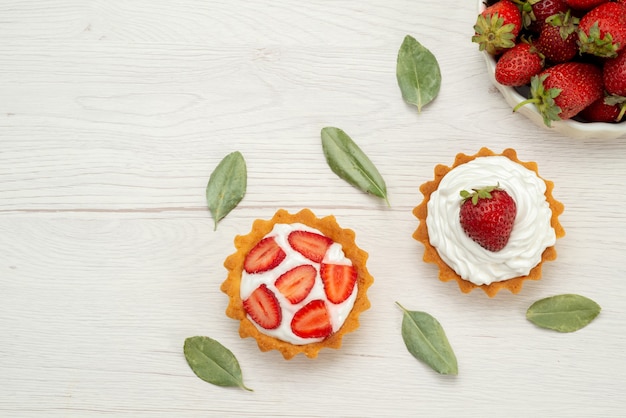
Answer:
426;156;556;285
240;223;357;345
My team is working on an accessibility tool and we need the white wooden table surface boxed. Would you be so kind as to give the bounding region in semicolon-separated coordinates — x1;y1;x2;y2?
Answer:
2;1;625;417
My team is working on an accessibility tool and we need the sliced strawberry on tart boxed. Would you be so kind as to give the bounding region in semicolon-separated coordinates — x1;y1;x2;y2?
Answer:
222;208;374;359
320;263;357;304
274;264;316;304
243;284;282;330
244;237;286;273
287;230;333;263
291;299;333;339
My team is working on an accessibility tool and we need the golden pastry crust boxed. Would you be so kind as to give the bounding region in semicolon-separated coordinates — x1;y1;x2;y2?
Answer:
413;147;565;297
221;208;374;359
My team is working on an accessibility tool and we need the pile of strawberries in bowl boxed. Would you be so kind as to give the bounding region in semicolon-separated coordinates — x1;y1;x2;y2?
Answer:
474;0;626;139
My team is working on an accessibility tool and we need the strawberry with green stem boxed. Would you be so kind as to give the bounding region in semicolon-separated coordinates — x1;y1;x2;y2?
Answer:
513;62;604;126
473;0;523;55
601;96;626;122
601;49;626;122
580;96;626;122
459;185;517;252
524;0;569;32
536;11;580;63
577;2;626;58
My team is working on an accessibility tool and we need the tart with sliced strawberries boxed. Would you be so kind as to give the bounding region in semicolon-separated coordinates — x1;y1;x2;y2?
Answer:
221;208;374;359
413;148;565;297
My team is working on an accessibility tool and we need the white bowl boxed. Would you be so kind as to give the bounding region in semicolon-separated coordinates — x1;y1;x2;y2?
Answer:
477;0;626;139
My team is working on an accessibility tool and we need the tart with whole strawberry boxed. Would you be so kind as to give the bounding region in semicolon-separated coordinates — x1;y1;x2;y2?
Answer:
221;208;374;359
413;148;565;297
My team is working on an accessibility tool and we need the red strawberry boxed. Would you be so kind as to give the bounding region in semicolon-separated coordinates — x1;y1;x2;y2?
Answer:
291;299;333;339
320;263;357;304
274;264;317;304
603;49;626;96
514;62;604;125
244;237;286;274
536;11;580;63
495;42;544;86
527;0;569;32
459;185;517;252
564;0;609;11
603;95;626;122
243;284;282;329
473;0;523;55
287;230;333;263
579;96;625;122
577;2;626;58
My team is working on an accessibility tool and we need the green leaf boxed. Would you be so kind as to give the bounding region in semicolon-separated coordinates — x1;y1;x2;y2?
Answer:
183;336;253;391
321;127;389;205
396;302;458;375
527;294;601;333
396;35;442;112
206;151;247;230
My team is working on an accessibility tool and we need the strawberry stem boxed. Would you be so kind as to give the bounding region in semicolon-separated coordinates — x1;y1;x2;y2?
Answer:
578;22;619;59
472;13;517;55
460;184;499;205
617;104;626;123
513;74;562;127
512;97;541;112
604;95;626;122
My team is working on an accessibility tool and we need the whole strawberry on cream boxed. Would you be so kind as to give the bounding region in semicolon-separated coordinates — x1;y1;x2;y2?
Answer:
414;148;565;297
222;209;374;359
458;184;517;253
